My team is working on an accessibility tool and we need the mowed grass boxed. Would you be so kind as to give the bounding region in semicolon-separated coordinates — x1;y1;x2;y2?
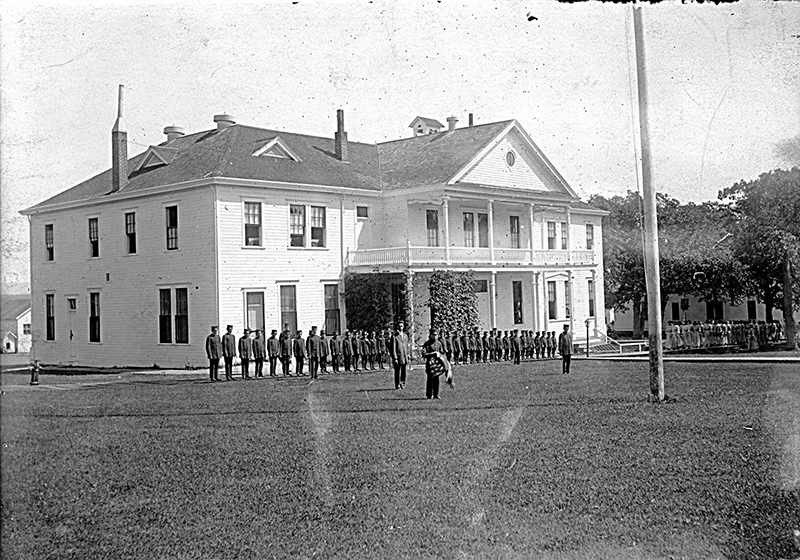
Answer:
1;360;798;560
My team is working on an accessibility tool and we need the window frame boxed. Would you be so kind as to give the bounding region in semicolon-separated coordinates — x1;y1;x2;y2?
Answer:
585;223;594;250
243;202;263;247
280;285;298;335
245;291;265;332
310;206;326;248
588;279;596;318
165;205;179;251
547;221;556;250
547;281;557;320
88;217;99;258
564;280;571;319
561;222;568;250
45;294;55;341
356;206;369;219
45;223;54;261
477;213;489;248
324;284;340;335
426;209;439;247
463;212;475;248
158;287;190;345
512;280;524;324
509;215;520;249
89;292;101;343
23;323;31;335
125;211;137;255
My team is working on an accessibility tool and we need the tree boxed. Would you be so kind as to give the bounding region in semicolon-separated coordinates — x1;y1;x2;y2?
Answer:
427;270;479;333
719;168;800;350
343;272;394;333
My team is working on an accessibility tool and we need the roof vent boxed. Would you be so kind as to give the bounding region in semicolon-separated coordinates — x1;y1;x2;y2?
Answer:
163;126;185;142
446;116;458;132
214;114;236;130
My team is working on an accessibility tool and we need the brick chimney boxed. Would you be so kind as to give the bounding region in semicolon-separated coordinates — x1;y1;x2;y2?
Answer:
334;109;348;162
469;113;474;127
446;116;458;132
111;85;128;193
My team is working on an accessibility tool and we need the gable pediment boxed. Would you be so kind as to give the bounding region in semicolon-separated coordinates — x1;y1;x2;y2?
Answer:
252;136;302;161
132;146;178;173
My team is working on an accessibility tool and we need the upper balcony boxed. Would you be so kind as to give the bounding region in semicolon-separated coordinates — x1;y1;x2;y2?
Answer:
345;245;596;271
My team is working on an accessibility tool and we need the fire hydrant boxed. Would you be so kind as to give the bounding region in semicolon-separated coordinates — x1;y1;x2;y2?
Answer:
29;360;41;386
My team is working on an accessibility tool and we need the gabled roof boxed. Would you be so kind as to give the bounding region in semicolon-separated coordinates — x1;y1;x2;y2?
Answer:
1;295;31;322
251;136;302;161
377;120;514;190
408;116;444;129
132;146;178;173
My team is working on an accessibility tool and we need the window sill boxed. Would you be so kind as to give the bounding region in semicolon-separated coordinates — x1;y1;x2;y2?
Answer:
287;247;329;251
158;342;190;346
241;245;266;250
164;249;181;253
123;253;138;257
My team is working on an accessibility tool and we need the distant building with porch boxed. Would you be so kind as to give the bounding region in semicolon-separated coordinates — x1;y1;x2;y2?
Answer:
22;87;607;367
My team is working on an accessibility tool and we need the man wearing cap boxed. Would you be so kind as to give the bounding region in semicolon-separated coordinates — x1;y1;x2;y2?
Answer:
205;326;222;382
267;329;280;376
422;329;446;399
252;329;265;378
222;325;237;381
389;321;410;389
279;328;292;376
320;331;329;374
558;324;573;374
238;328;253;379
293;330;306;376
342;331;352;372
306;326;321;379
329;332;341;373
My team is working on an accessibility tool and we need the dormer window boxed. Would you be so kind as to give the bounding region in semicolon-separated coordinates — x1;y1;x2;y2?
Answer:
132;146;178;173
252;137;301;161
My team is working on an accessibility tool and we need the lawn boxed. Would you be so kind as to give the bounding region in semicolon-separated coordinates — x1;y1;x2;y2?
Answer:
1;359;798;560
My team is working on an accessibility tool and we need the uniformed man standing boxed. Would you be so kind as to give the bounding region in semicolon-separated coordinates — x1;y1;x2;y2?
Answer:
329;332;341;373
238;329;253;380
293;330;306;376
222;325;237;381
390;321;410;390
279;328;292;376
252;329;265;378
320;331;329;374
351;331;361;372
422;329;446;399
342;331;352;372
306;326;321;379
205;326;222;382
558;324;573;374
376;329;387;370
267;329;280;376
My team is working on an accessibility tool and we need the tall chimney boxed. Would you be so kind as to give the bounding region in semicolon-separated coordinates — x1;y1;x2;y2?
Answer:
446;116;458;132
468;113;474;127
334;109;348;161
111;85;128;193
164;125;185;142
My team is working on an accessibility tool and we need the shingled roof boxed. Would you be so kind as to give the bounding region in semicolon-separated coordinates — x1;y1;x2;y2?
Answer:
23;118;578;212
1;295;31;322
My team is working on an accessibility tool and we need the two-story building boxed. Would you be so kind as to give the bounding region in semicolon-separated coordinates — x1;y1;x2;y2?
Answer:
22;87;607;368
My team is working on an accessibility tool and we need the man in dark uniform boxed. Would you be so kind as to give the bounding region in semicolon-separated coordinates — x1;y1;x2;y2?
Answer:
320;331;329;374
279;328;292;376
293;330;306;376
451;330;461;365
252;329;265;378
329;332;341;373
422;329;446;399
222;325;237;380
502;331;510;361
342;331;352;372
376;330;387;370
441;329;452;363
267;329;279;376
512;329;521;365
487;330;496;362
558;324;573;374
481;331;489;363
238;329;253;379
205;326;222;381
306;326;320;379
351;331;361;372
389;321;410;389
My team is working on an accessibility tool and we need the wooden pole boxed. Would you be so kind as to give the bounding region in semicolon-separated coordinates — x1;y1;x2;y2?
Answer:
632;6;665;402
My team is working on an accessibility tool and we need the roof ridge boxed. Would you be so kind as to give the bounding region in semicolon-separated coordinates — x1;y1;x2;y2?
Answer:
234;123;377;148
376;119;514;146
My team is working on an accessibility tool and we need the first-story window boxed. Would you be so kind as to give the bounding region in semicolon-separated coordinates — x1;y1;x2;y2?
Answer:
280;286;297;335
166;206;179;250
426;209;439;247
586;223;594;250
547;222;556;250
89;292;101;342
159;289;172;343
564;280;571;318
324;284;340;335
244;202;262;247
588;279;596;317
175;288;188;344
46;294;55;341
463;212;475;247
159;288;189;344
310;206;326;247
45;224;54;261
512;281;524;324
88;218;99;258
547;281;557;320
510;216;520;249
246;292;265;332
290;205;305;247
125;212;137;254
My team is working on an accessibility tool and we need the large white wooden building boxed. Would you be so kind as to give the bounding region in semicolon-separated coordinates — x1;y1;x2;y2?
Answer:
23;89;608;367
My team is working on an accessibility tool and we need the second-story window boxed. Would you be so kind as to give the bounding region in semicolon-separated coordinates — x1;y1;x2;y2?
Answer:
463;212;475;247
478;213;489;248
561;222;568;250
290;205;305;247
45;224;54;261
547;221;556;250
586;223;595;250
426;209;439;247
244;202;262;246
310;206;326;248
88;218;99;258
510;215;520;249
125;212;137;254
166;206;179;250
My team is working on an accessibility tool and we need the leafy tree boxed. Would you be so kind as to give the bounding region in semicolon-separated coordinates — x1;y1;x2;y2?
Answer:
427;270;479;333
719;167;800;349
343;272;394;333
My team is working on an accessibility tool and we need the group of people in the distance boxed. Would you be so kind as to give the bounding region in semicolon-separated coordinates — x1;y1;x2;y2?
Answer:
663;320;785;351
205;322;576;399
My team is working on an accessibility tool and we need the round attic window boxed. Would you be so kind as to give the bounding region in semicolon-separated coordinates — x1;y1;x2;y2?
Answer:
506;150;516;167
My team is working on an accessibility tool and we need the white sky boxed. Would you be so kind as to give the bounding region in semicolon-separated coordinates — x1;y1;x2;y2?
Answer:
1;0;799;293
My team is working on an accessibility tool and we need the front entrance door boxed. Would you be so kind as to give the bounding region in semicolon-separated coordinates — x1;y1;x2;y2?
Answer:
67;297;78;359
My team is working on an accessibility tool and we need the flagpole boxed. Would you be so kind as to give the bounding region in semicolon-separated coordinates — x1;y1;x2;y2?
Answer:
632;5;665;402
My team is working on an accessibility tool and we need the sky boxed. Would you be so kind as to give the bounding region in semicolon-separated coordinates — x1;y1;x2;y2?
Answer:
1;0;799;294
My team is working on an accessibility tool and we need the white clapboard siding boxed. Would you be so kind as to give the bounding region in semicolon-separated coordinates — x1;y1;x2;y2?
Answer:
29;187;218;368
460;132;554;192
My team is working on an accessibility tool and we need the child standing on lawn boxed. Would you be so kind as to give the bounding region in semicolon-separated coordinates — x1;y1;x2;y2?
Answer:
422;329;451;399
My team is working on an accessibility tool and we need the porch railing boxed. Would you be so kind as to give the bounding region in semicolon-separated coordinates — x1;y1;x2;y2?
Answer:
346;246;596;268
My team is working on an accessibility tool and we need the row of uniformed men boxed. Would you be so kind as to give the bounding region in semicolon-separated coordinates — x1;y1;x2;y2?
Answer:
438;329;562;365
204;324;412;381
663;320;785;351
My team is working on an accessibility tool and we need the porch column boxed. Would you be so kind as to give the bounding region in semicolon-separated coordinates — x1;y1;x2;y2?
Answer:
566;206;572;260
442;196;451;264
528;203;535;264
490;271;497;329
532;271;540;332
591;269;597;337
567;269;574;335
542;274;549;333
487;200;495;264
541;210;547;250
406;270;416;357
